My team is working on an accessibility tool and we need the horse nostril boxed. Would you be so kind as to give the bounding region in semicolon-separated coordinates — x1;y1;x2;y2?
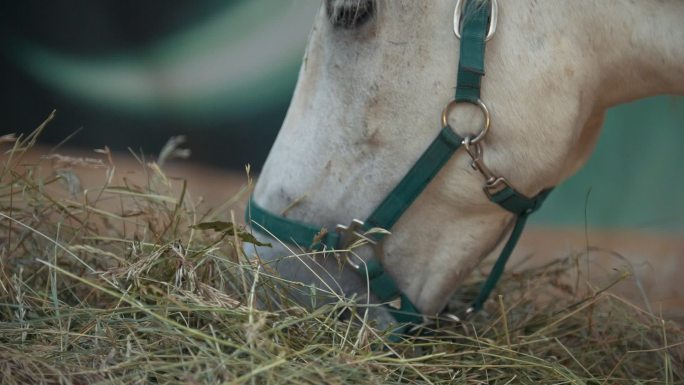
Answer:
325;0;375;29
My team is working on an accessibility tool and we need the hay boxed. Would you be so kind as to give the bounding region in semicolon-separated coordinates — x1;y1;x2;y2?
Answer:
1;116;682;385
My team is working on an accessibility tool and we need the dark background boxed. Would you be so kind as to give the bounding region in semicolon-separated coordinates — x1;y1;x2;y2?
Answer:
0;0;306;169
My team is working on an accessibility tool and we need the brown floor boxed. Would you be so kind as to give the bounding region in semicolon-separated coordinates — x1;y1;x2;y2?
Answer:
515;227;684;323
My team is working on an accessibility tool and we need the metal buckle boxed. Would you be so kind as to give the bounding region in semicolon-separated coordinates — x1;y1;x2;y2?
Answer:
453;0;498;41
335;219;386;270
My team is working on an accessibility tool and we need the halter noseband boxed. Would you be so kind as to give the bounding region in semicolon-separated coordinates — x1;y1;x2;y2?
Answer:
247;0;552;334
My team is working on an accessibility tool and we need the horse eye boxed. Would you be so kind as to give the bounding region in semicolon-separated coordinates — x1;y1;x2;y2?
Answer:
326;0;375;29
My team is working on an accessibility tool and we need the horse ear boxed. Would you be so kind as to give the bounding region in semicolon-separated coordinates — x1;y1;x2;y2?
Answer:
325;0;375;29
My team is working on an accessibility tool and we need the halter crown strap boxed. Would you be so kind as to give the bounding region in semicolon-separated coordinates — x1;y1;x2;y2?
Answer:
455;0;489;102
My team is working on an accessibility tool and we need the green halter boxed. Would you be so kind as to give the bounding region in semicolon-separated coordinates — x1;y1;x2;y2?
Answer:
246;0;551;333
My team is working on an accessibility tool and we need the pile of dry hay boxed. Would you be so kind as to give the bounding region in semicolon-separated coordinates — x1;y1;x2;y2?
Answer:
1;117;682;384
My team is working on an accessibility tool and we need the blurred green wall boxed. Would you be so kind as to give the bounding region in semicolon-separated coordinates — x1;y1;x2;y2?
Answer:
532;96;684;231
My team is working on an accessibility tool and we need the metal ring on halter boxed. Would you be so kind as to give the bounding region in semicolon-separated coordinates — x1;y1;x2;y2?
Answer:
441;98;491;144
453;0;498;41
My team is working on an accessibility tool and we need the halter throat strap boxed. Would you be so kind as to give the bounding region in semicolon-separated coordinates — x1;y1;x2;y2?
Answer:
246;0;552;331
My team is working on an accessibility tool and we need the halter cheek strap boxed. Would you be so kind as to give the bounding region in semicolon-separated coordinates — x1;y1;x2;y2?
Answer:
246;0;552;332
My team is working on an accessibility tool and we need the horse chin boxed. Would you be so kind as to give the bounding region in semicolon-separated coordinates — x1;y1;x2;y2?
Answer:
242;231;399;330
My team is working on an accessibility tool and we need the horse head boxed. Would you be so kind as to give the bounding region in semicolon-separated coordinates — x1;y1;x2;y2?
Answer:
246;0;684;324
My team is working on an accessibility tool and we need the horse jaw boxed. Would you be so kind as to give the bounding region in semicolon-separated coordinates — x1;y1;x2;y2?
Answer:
250;0;684;316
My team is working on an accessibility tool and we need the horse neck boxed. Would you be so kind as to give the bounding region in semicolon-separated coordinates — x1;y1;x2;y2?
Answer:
592;0;684;108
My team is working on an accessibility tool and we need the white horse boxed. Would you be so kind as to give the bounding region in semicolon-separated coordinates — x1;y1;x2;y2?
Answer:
246;0;684;325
